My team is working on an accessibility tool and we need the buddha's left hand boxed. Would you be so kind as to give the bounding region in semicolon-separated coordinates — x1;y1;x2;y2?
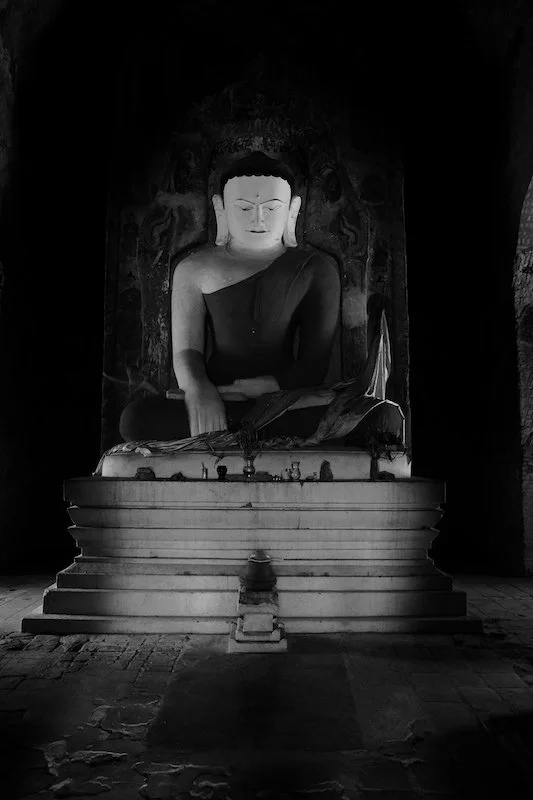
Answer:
229;376;280;398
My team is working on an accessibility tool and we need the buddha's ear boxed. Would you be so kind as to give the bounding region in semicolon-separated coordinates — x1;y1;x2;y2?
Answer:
283;195;302;248
212;194;229;246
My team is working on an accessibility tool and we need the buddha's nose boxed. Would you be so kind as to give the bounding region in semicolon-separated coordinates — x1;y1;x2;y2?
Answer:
251;205;265;228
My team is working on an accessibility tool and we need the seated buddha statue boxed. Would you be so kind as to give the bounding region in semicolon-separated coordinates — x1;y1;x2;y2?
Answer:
119;151;402;445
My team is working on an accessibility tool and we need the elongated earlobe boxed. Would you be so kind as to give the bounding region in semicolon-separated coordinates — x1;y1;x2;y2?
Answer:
283;195;301;247
212;194;229;246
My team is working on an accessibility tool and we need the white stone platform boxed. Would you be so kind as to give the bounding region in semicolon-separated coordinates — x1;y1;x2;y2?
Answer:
22;449;481;635
99;445;411;481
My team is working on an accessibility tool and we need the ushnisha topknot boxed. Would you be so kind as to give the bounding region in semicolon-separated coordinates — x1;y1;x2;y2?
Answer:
219;151;296;195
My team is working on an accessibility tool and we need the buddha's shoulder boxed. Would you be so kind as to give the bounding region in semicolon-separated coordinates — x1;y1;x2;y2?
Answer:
171;245;221;284
298;246;340;276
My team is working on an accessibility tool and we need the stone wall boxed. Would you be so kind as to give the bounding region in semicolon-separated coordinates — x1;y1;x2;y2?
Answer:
0;0;67;567
404;2;533;576
0;0;105;568
0;0;63;309
511;23;533;570
507;10;533;573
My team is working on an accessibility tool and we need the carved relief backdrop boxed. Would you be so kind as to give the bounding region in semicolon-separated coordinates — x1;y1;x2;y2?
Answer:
102;77;409;451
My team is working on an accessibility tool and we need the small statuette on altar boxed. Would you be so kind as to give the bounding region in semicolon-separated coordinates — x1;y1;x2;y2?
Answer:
319;460;334;481
201;463;208;480
282;468;291;481
217;465;228;480
134;467;156;480
290;462;301;481
168;471;186;481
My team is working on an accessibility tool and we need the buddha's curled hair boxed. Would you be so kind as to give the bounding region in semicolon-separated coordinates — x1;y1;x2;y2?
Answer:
219;151;296;194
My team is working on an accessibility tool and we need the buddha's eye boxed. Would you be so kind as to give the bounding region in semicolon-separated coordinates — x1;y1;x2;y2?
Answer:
263;204;282;212
235;203;254;212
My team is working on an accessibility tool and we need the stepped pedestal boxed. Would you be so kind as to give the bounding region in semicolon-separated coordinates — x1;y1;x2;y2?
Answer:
22;448;481;635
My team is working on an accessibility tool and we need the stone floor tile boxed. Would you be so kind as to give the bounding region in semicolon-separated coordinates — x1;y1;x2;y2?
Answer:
126;657;152;674
424;701;479;731
493;583;531;596
355;760;413;791
482;670;529;689
457;585;483;599
143;659;176;672
344;643;399;663
465;602;490;618
496;688;533;711
152;653;362;751
460;651;510;670
344;654;410;686
429;645;465;664
476;584;509;596
446;669;488;688
0;675;23;689
23;635;60;652
291;634;344;653
479;599;510;615
408;760;458;794
358;792;420;800
135;670;171;685
394;645;436;661
506;580;533;594
180;633;228;652
347;683;426;746
458;686;512;713
408;673;462;703
416;795;456;800
13;677;58;693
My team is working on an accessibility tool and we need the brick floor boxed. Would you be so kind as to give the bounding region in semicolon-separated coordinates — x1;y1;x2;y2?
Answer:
0;573;533;798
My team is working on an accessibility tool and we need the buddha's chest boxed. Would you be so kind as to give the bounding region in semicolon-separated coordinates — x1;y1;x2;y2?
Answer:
203;249;314;344
200;260;277;295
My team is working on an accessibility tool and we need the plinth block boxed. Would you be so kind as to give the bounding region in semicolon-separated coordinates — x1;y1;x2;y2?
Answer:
22;474;481;635
66;477;443;507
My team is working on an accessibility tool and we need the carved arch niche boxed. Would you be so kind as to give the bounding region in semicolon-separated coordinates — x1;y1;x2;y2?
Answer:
102;79;409;450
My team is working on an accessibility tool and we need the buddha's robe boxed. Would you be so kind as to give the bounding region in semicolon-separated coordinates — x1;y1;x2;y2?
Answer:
119;245;405;449
119;247;340;442
203;247;340;388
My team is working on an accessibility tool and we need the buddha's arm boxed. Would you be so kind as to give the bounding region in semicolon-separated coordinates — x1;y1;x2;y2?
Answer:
171;261;228;435
276;254;341;390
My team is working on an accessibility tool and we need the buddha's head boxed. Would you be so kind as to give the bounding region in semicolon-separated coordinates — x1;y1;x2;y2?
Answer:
212;152;302;251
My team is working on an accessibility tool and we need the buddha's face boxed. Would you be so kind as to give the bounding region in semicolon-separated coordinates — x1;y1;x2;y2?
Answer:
223;175;292;251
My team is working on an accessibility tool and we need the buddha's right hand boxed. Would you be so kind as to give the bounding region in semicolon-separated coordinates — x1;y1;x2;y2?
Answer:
184;381;228;436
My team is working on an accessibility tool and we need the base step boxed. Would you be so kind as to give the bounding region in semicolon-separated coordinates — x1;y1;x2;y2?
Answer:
22;610;482;635
56;567;452;593
41;586;466;618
